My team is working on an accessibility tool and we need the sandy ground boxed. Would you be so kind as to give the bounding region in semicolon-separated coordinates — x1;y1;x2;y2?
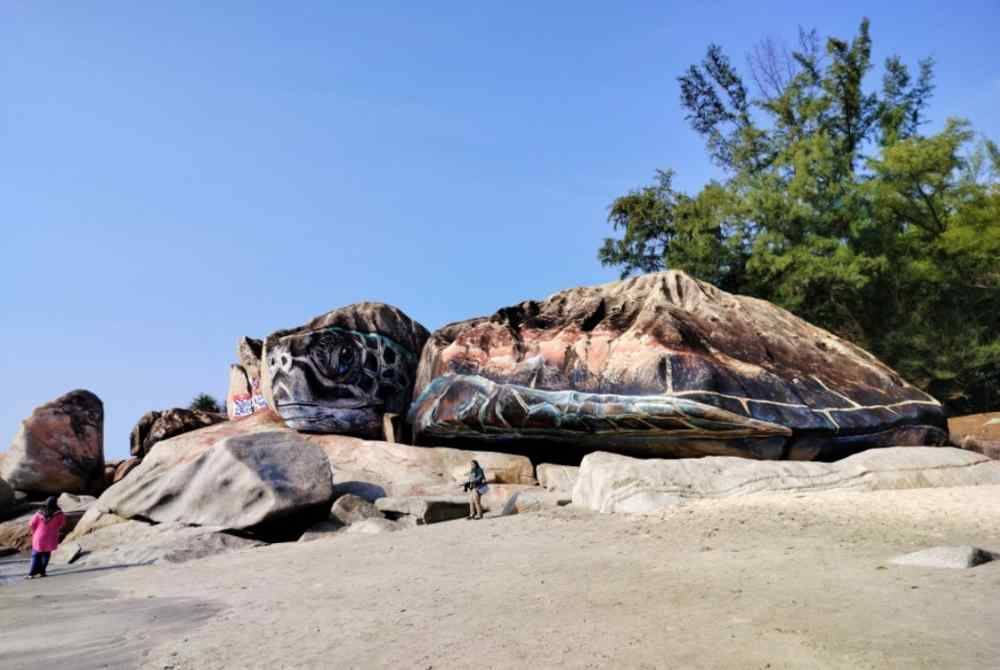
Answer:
3;485;1000;670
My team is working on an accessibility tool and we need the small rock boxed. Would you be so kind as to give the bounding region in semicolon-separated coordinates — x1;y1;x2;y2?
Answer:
330;494;381;526
375;496;469;525
890;545;996;569
345;518;403;535
298;520;345;542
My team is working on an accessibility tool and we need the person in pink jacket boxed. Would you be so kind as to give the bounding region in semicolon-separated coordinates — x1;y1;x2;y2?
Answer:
26;496;65;579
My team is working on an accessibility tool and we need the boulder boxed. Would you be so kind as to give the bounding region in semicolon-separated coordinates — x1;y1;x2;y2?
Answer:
298;520;346;542
345;517;405;535
890;546;996;569
410;271;947;460
573;447;1000;514
330;494;381;526
536;464;579;495
375;496;470;525
65;508;129;542
96;429;334;530
1;390;105;494
261;302;429;438
311;433;536;498
130;408;228;459
53;518;264;567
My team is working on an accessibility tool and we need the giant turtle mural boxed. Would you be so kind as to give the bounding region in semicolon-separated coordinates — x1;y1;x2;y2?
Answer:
409;271;947;460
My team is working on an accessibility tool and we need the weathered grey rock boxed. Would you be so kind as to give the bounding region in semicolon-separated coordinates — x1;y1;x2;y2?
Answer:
2;390;104;494
57;493;95;514
65;507;129;542
53;518;263;567
330;494;381;526
261;302;429;437
501;489;570;516
97;429;334;530
130;408;227;459
298;519;346;542
344;517;404;535
59;541;84;563
890;546;996;569
375;496;470;525
574;447;1000;514
411;271;947;460
536;464;579;495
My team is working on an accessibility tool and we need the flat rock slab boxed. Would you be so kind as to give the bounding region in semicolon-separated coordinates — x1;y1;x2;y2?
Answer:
536;464;579;495
53;518;264;567
375;496;470;524
344;517;405;534
574;446;1000;514
500;489;571;516
890;546;996;569
298;520;346;542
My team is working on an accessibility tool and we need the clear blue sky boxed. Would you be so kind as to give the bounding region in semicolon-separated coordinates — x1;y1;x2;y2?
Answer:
3;1;998;460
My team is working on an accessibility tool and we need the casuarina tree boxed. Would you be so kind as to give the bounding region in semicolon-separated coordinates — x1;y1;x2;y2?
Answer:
600;19;1000;415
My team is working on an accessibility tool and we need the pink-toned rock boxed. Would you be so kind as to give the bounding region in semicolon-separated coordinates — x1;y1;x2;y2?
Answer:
113;457;142;483
1;390;104;494
949;412;1000;459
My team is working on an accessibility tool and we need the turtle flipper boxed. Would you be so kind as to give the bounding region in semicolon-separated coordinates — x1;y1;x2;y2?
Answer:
410;374;791;446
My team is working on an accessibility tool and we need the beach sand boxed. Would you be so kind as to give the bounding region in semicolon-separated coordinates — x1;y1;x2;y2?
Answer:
3;485;1000;669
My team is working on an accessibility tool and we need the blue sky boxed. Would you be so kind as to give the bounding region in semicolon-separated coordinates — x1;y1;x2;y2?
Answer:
2;1;998;460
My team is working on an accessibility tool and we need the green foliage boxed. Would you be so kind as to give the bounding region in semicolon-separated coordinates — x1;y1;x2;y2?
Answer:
600;19;1000;414
190;393;222;413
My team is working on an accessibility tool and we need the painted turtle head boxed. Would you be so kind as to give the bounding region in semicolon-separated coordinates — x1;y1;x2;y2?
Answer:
267;326;413;436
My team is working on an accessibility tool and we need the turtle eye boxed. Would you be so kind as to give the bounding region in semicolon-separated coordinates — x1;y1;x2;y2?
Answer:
336;344;355;375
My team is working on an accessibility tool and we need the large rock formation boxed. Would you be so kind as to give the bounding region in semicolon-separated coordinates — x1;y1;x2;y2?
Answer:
261;302;429;438
97;428;333;530
130;408;228;459
411;271;947;460
572;447;1000;514
2;390;105;494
